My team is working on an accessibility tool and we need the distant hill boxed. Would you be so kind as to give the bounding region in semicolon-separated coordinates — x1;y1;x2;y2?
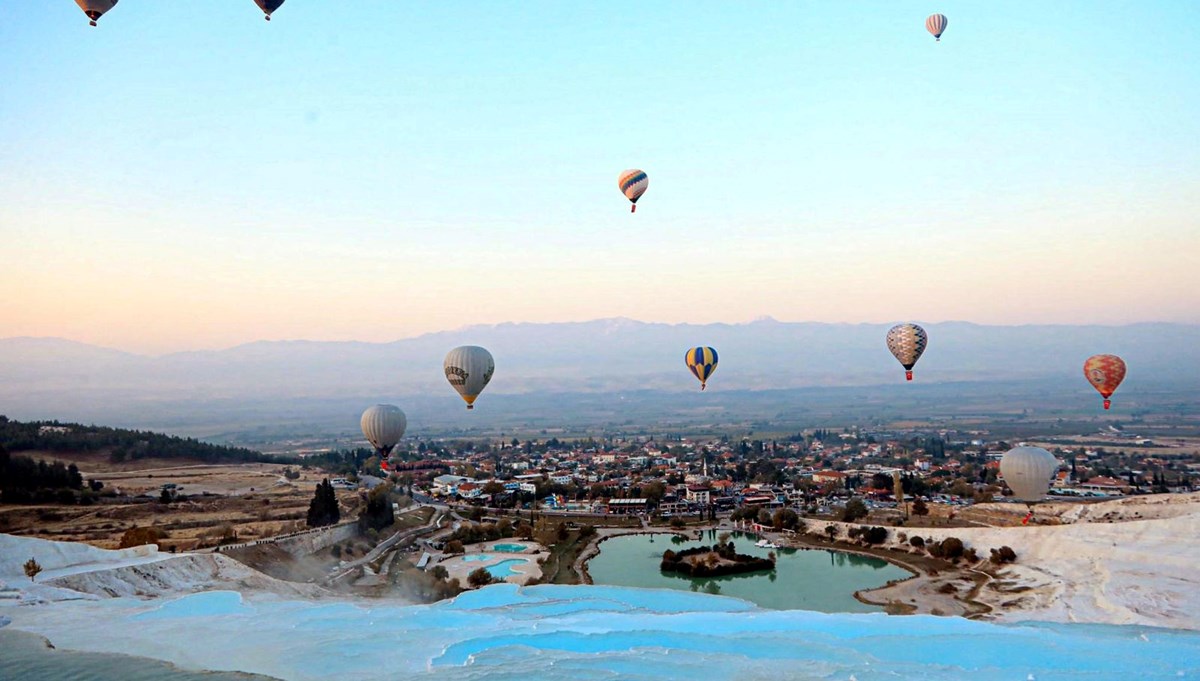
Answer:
0;417;276;465
2;319;1197;396
1;319;1197;435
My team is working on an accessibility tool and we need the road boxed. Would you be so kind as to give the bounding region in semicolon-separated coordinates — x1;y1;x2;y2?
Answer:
322;508;447;586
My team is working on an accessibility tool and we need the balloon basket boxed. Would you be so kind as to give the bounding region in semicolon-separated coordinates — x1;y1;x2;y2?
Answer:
1103;399;1111;410
467;404;474;410
905;370;913;381
630;205;636;213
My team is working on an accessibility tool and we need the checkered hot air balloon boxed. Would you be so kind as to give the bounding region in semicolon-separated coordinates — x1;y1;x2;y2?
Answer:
926;13;948;41
886;323;927;381
1083;354;1126;410
685;347;718;391
618;169;648;213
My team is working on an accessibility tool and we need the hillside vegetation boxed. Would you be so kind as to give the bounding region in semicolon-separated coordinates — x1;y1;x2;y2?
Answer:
0;416;281;465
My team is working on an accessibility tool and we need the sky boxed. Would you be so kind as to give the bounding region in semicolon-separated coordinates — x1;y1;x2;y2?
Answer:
1;1;1198;354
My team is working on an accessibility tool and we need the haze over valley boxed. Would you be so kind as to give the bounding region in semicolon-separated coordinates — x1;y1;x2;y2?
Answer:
4;318;1198;448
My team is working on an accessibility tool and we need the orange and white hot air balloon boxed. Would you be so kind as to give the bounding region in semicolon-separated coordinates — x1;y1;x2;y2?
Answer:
1083;354;1126;410
926;13;948;41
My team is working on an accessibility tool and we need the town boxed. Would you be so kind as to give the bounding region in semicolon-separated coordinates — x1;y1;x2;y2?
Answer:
371;425;1199;524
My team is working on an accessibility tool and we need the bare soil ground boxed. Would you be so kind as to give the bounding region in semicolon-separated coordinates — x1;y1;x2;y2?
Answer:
0;460;362;550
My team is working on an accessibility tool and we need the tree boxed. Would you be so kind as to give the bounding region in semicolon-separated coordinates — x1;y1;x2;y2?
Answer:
119;527;164;549
642;481;666;504
756;508;773;525
861;527;888;544
841;498;868;523
772;508;799;531
467;567;495;588
23;557;42;581
159;488;173;504
445;540;465;554
306;479;340;528
430;565;450;580
911;498;929;516
358;485;394;532
825;524;838;540
990;546;1018;564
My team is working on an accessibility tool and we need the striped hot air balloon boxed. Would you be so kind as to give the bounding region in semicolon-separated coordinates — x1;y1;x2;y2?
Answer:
926;13;948;41
618;169;648;213
1083;354;1126;410
444;346;495;410
886;323;928;381
685;347;719;390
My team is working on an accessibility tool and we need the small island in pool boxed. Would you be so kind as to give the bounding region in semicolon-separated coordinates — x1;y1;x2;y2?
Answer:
661;539;775;578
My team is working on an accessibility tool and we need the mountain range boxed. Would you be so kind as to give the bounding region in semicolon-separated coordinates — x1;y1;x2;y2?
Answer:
2;319;1196;437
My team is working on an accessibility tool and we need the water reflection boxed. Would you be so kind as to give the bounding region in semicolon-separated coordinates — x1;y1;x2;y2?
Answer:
588;532;908;613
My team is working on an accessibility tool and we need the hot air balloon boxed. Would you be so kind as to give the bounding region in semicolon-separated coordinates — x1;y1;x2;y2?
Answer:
75;0;117;27
361;404;407;458
926;13;948;41
444;346;495;410
1000;446;1058;504
886;323;928;381
685;347;719;390
1084;354;1127;410
618;169;648;213
252;0;285;21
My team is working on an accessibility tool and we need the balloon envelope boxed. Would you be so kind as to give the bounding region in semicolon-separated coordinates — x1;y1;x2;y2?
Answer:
926;13;948;40
361;404;407;455
618;169;648;210
444;346;495;409
1083;354;1126;409
75;0;117;26
886;323;927;380
685;346;719;390
1000;446;1058;502
253;0;285;19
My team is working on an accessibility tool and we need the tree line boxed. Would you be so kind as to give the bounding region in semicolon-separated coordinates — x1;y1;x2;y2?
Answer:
0;446;89;504
0;416;285;465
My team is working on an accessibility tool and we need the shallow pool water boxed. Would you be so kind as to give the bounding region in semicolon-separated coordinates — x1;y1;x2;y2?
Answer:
7;584;1198;680
587;531;908;612
484;559;528;578
492;543;528;553
461;554;492;562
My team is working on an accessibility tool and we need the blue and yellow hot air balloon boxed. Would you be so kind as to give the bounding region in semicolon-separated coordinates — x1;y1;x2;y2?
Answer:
685;347;719;390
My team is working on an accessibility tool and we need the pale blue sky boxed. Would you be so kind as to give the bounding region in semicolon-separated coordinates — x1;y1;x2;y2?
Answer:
2;2;1197;352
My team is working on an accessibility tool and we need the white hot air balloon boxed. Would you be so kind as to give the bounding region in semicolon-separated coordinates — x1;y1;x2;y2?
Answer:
999;446;1058;502
444;346;495;410
360;404;407;456
75;0;118;27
